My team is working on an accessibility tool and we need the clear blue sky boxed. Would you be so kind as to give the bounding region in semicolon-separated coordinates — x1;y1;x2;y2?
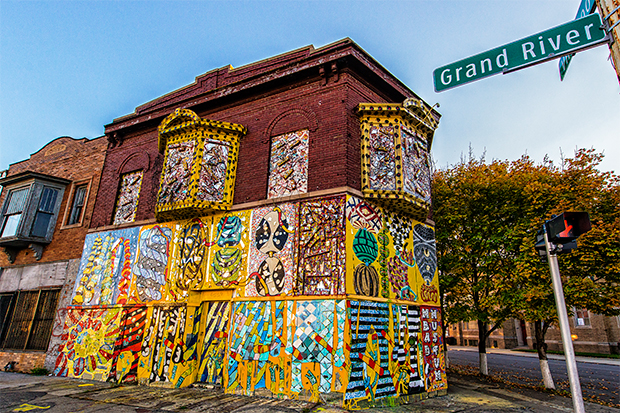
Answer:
1;0;619;173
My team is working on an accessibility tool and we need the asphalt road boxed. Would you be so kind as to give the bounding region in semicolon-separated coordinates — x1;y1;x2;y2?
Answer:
448;348;620;406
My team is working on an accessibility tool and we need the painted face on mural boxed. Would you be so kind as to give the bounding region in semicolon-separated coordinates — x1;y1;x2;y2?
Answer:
255;209;290;255
255;256;285;296
413;224;437;284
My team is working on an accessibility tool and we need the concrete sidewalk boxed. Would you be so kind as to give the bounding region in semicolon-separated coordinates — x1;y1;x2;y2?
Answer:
447;345;620;366
1;371;618;413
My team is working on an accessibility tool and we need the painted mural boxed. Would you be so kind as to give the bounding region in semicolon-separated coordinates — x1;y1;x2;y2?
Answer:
208;211;251;289
54;307;122;380
197;140;231;202
246;204;298;297
131;224;174;303
268;129;309;199
296;197;346;296
58;194;445;408
401;125;431;203
112;170;143;225
345;195;440;306
72;227;140;306
158;140;196;205
367;126;396;191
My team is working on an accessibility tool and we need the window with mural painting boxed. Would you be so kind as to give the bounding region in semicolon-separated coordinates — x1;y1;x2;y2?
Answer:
112;171;143;225
267;129;309;199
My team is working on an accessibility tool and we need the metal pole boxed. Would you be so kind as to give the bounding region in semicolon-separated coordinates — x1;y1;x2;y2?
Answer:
543;229;585;413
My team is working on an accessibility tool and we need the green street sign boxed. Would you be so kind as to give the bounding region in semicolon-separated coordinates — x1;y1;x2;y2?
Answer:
434;13;608;92
559;0;598;81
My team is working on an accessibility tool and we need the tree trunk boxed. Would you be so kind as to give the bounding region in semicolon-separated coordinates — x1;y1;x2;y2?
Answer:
478;320;489;376
534;320;555;389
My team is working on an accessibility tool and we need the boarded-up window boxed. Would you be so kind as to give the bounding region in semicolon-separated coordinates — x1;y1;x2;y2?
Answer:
0;289;60;351
112;171;143;225
267;129;309;199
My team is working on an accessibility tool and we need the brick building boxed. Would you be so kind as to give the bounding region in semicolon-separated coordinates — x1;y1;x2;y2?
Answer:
448;313;620;354
0;136;107;372
54;39;445;409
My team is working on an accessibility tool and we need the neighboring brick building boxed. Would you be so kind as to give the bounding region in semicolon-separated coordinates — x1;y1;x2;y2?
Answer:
449;313;620;354
54;39;444;409
0;136;107;372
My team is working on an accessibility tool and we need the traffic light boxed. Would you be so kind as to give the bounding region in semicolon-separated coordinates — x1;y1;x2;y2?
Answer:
545;212;592;244
535;212;591;262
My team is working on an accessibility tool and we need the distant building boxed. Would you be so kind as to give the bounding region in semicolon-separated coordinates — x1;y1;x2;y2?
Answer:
0;136;107;372
448;312;620;354
52;39;444;409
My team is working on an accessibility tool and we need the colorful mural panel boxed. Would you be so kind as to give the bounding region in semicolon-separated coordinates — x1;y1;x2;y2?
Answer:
168;217;213;301
268;129;309;199
289;300;346;396
368;126;396;191
345;195;439;305
345;196;382;298
138;306;187;384
54;307;122;380
72;227;139;306
384;210;417;301
226;299;346;401
107;306;148;383
197;301;230;384
131;224;174;303
420;306;447;392
394;305;424;395
413;224;439;306
345;300;396;408
112;170;143;225
344;301;435;409
207;211;251;289
296;196;346;296
401;125;431;203
197;140;230;202
246;204;297;297
158;140;196;205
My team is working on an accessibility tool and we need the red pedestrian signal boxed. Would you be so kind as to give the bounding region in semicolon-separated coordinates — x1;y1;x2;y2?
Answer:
545;212;591;244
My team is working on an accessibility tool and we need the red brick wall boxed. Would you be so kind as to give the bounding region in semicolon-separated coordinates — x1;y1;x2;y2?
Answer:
0;351;47;373
0;137;107;266
91;70;400;227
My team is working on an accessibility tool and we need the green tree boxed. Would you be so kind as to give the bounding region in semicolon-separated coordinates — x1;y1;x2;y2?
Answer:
433;152;526;375
513;149;620;388
434;149;620;382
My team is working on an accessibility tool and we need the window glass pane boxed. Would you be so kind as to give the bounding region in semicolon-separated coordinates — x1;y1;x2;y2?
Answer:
68;185;87;225
1;291;38;350
31;212;52;237
38;187;59;213
4;187;29;214
1;214;22;238
26;290;60;350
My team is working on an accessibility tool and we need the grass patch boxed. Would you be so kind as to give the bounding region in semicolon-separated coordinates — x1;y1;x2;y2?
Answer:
30;367;49;376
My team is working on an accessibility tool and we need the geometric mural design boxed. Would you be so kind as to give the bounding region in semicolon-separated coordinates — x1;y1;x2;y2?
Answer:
61;197;445;408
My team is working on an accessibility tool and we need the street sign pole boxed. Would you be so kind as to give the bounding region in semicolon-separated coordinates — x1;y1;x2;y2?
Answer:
543;228;585;413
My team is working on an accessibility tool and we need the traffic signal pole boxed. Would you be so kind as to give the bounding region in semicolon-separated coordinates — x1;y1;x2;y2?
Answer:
543;228;585;413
